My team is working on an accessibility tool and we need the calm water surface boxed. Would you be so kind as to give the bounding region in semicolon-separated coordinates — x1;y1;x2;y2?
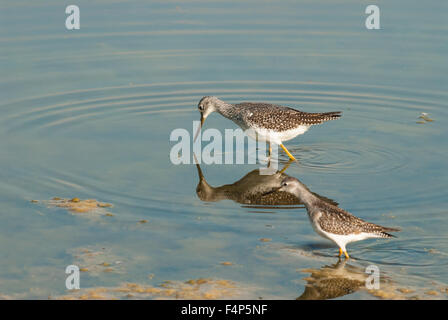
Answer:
0;0;447;299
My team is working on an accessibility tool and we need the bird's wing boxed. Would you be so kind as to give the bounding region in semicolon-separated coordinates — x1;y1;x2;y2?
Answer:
236;102;341;131
316;202;393;236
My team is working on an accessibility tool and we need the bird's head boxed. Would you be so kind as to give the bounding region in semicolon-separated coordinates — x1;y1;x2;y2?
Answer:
194;96;221;141
277;177;301;193
198;96;220;118
264;177;310;200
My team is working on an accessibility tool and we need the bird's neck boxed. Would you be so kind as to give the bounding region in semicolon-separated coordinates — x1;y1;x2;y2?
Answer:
215;100;238;120
294;182;319;209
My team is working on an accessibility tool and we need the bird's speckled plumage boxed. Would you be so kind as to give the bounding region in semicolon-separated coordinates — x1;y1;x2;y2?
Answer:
197;96;341;132
312;201;399;237
275;177;400;258
235;102;342;131
196;96;342;160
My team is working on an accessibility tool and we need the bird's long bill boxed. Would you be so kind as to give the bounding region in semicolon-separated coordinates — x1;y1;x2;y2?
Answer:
193;115;205;142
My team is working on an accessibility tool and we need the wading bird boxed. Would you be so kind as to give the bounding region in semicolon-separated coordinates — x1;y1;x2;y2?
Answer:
267;177;400;258
194;96;342;161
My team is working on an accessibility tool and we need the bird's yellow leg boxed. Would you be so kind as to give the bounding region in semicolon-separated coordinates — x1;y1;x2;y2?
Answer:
338;248;343;257
268;142;272;157
280;144;297;161
344;251;350;259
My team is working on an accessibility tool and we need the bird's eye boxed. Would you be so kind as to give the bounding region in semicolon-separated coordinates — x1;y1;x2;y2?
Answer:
199;105;204;111
282;182;288;187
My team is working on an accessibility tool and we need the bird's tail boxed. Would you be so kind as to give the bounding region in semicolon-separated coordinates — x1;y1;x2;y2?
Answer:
307;111;342;125
379;226;401;238
319;111;342;121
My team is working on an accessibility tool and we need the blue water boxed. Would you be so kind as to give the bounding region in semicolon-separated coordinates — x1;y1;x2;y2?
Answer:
0;0;447;299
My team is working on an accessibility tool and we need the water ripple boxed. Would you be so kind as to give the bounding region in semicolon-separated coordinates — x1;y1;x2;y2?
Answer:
1;80;445;211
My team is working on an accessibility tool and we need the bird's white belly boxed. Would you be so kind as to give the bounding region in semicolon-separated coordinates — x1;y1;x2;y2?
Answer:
320;230;374;251
249;126;310;144
310;214;375;251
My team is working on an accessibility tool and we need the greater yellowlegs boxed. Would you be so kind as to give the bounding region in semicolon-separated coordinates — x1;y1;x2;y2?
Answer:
194;96;342;161
269;177;400;258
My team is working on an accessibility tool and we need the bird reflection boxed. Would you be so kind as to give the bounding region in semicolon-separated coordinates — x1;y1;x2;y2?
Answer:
297;259;366;300
195;161;337;208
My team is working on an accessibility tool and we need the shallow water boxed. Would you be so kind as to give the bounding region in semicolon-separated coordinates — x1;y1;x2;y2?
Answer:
1;0;447;299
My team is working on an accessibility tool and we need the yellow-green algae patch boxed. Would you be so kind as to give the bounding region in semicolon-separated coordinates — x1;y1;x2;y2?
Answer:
33;197;113;217
68;246;125;277
397;288;414;294
55;278;244;300
367;282;448;300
